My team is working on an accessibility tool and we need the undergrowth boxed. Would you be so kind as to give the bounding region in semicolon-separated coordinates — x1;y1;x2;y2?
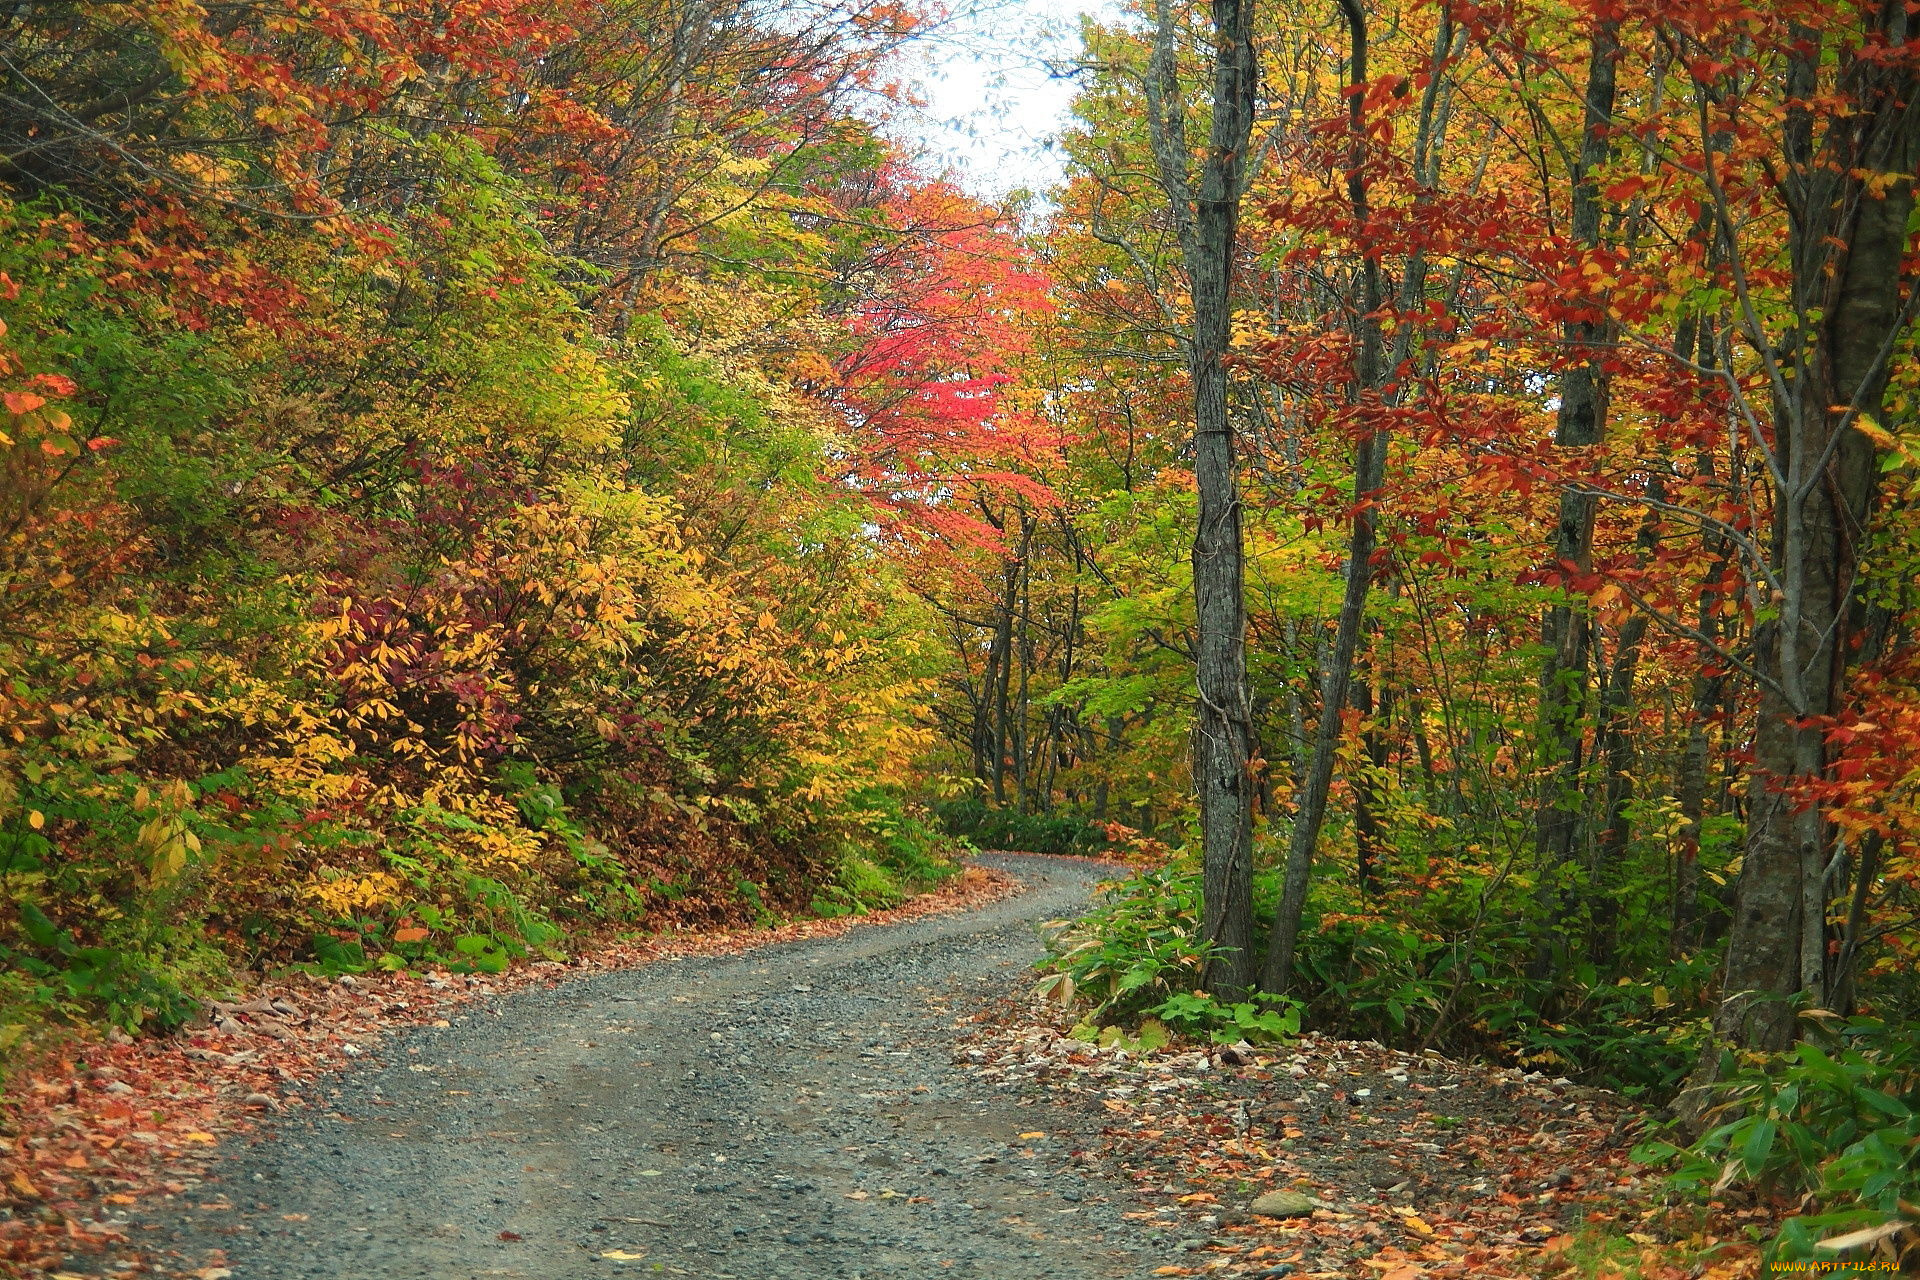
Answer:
1037;854;1713;1095
0;778;961;1077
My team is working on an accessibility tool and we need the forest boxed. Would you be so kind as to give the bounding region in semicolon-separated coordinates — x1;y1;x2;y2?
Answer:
2;0;1919;1273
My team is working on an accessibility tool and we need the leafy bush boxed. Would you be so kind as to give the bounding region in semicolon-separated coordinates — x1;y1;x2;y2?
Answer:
1638;1017;1920;1265
937;798;1108;855
1297;907;1712;1095
1038;859;1302;1046
1038;859;1216;1022
808;790;960;918
1;903;199;1033
1037;851;1709;1093
1153;991;1301;1044
847;788;963;890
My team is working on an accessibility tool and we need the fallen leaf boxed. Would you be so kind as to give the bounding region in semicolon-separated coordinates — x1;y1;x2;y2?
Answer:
1018;1131;1047;1140
1402;1213;1434;1237
601;1249;648;1260
499;1230;523;1241
1814;1220;1911;1252
182;1131;218;1144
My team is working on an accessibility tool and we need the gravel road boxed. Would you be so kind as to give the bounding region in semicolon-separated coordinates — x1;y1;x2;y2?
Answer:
152;854;1166;1280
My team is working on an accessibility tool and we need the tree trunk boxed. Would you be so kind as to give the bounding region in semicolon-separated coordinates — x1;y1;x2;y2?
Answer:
989;555;1017;805
1705;27;1919;1061
1148;0;1261;999
1532;18;1619;981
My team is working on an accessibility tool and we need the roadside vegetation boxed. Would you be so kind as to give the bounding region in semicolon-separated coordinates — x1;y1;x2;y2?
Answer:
6;0;1920;1273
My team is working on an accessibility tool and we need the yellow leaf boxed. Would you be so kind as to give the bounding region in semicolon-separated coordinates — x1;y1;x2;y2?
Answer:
1402;1213;1434;1237
600;1250;648;1261
182;1131;218;1144
1018;1131;1047;1140
27;810;44;829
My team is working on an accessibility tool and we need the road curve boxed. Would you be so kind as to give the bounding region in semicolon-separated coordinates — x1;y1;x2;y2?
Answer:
150;854;1166;1280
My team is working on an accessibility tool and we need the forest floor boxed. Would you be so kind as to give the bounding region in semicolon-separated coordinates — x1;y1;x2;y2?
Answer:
3;856;1760;1280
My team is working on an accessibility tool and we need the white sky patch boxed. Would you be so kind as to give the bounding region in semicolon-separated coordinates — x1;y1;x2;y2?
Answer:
893;0;1123;200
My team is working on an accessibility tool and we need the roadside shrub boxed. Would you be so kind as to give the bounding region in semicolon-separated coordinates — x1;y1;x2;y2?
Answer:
1152;990;1300;1044
806;790;962;918
936;798;1107;855
1038;858;1302;1046
1036;849;1709;1094
1037;858;1215;1023
1638;1016;1920;1266
847;788;963;890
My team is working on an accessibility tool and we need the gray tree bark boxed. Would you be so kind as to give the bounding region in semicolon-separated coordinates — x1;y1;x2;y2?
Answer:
1714;35;1920;1053
1147;0;1261;998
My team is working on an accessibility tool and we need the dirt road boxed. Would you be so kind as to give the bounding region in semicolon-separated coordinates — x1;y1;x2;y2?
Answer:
151;854;1164;1280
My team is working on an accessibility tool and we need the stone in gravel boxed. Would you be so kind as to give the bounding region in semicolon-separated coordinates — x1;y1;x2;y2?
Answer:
1249;1190;1317;1217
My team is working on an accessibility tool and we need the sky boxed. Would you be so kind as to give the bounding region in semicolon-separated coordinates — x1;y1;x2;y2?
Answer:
894;0;1125;200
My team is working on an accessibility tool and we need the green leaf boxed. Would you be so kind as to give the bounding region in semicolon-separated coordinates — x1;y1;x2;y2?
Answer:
1741;1118;1778;1176
19;902;66;952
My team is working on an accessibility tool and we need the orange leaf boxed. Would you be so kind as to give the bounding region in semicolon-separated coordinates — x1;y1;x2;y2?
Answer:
394;927;430;943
